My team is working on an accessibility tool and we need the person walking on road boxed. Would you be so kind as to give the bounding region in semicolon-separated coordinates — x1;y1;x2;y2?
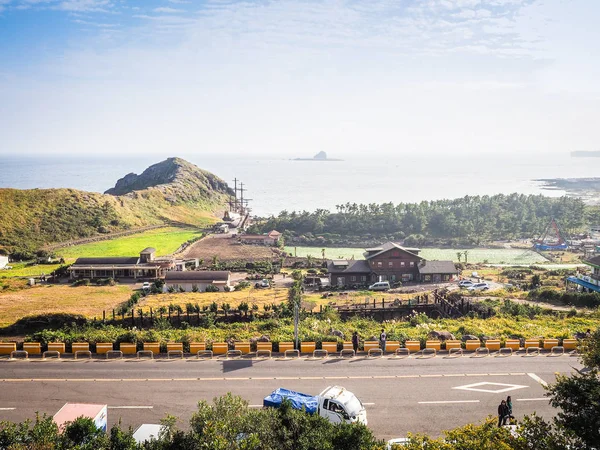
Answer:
379;329;387;353
498;400;509;427
506;396;514;422
352;331;359;354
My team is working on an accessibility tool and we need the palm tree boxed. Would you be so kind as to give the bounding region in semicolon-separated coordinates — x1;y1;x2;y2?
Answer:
221;302;231;317
321;248;326;262
456;252;462;263
463;250;469;264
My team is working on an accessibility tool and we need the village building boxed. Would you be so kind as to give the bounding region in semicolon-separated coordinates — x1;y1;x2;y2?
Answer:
68;248;189;280
239;230;281;246
0;255;9;269
163;271;231;292
566;255;600;293
327;242;457;287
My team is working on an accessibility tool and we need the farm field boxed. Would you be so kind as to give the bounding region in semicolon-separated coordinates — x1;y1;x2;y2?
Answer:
56;227;203;259
139;287;331;312
285;246;548;264
0;284;132;327
0;227;202;279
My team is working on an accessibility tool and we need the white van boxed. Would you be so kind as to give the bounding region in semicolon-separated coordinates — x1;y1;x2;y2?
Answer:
368;281;390;291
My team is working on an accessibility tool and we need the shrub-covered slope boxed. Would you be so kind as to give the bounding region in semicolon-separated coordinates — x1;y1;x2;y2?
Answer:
0;158;232;254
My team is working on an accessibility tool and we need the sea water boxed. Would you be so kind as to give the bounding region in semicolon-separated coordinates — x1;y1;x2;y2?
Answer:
0;153;598;217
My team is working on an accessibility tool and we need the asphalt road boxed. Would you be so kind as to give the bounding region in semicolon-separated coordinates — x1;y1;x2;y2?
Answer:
0;354;580;440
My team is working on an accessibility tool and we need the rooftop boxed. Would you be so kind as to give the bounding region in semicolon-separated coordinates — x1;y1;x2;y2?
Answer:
418;260;458;275
165;271;230;282
140;247;156;254
583;255;600;267
364;242;422;260
327;259;371;274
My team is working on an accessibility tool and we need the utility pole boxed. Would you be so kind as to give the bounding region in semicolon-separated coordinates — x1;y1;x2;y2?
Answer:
294;303;299;350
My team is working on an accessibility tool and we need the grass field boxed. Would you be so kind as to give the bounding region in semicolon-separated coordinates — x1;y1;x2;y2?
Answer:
139;287;332;312
0;227;203;279
285;246;548;264
0;284;132;327
56;227;203;259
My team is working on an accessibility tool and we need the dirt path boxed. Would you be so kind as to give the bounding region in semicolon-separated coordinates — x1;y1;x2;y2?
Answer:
182;234;279;262
471;296;574;311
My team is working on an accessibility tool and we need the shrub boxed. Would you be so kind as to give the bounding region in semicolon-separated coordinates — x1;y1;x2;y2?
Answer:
205;284;219;292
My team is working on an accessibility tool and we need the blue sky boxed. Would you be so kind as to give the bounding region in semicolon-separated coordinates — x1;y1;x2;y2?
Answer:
0;0;599;157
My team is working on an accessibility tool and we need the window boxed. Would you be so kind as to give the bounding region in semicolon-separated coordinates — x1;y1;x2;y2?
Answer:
392;250;400;257
361;276;366;281
410;261;415;267
388;261;393;267
377;262;382;267
351;276;356;281
400;261;405;267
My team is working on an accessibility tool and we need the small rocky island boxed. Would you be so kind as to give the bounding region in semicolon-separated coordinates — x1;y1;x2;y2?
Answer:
293;151;343;161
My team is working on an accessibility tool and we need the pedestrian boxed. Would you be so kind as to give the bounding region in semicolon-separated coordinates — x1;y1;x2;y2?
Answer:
352;331;359;354
379;328;387;352
506;396;514;422
497;400;509;427
585;328;592;338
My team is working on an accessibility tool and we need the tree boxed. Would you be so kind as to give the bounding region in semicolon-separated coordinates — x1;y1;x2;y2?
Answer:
456;252;462;263
463;250;469;264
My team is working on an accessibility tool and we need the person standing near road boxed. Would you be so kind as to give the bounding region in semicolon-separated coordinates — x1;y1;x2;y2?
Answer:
497;400;509;427
352;331;359;354
379;329;387;353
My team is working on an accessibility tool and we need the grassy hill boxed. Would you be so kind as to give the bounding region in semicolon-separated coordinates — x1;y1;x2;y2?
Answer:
0;158;232;255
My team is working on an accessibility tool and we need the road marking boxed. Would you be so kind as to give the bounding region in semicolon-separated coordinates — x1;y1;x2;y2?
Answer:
453;382;528;394
0;373;545;383
249;405;263;408
109;406;153;409
527;373;548;387
516;398;547;402
0;408;16;411
419;400;480;404
362;403;375;406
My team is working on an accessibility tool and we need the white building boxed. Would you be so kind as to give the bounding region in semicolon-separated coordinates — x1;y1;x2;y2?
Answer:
0;255;9;269
164;271;231;292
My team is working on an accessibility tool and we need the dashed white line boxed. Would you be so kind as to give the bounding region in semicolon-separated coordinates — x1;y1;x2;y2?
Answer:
0;408;16;411
527;373;548;387
109;406;153;409
418;400;480;404
516;398;548;402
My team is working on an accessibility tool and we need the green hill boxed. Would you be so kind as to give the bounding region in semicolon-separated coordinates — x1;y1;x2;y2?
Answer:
0;158;232;255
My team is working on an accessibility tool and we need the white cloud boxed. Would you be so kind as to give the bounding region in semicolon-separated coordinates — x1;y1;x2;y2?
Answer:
153;6;181;13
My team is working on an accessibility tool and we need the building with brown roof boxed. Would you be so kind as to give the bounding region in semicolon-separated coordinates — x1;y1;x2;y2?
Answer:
326;242;457;287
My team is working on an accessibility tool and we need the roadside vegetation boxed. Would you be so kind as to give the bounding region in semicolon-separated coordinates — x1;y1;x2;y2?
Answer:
1;329;598;449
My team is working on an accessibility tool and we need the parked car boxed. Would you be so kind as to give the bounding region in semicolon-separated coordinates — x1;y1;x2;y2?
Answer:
467;282;490;291
386;438;410;449
368;281;391;291
458;280;474;288
263;386;367;425
141;282;151;291
255;279;270;289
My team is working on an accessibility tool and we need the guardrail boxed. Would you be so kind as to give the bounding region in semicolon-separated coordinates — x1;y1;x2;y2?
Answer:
284;349;300;359
167;350;184;359
339;349;355;358
367;348;383;358
197;350;213;359
106;350;123;360
42;351;60;360
312;349;328;359
447;348;462;358
418;348;436;359
74;351;92;360
10;350;28;360
394;348;410;358
1;338;583;362
137;350;154;360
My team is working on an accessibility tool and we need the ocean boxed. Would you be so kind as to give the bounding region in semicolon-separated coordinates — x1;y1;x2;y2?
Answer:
0;154;598;217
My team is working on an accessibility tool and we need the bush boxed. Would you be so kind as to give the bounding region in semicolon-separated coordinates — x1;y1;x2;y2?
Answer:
528;288;600;308
205;284;219;292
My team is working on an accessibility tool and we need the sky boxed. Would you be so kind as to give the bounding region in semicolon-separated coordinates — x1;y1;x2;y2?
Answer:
0;0;599;158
